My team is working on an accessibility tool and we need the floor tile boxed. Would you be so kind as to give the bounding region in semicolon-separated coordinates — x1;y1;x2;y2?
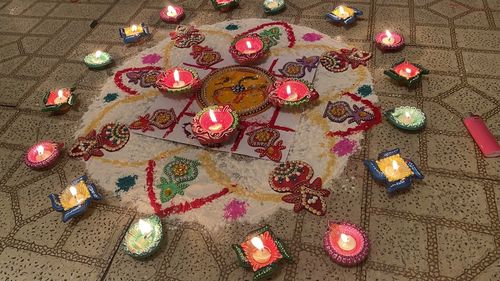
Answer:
0;191;15;238
14;211;67;247
38;20;92;56
462;51;500;76
16;57;60;77
455;29;500;51
429;0;469;18
50;3;110;19
442;87;496;117
0;15;40;32
22;2;57;17
0;77;36;106
30;19;67;35
295;250;357;281
416;25;452;47
455;11;490;27
426;134;478;174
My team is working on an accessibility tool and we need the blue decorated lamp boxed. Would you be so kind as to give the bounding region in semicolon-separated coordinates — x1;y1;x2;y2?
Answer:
326;5;362;25
49;175;102;222
119;23;150;44
364;148;424;193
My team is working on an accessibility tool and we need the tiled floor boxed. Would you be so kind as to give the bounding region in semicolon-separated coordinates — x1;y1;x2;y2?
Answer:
0;0;499;280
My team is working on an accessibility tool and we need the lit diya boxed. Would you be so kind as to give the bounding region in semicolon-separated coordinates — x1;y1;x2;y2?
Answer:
385;106;426;131
211;0;239;12
326;5;363;25
232;225;291;281
49;175;102;222
42;88;77;113
160;5;184;23
267;78;319;108
24;141;63;169
384;59;429;87
83;50;112;69
191;105;239;146
324;221;369;266
156;67;201;95
122;216;163;259
374;30;405;51
119;23;151;44
263;0;285;15
364;148;424;193
229;33;269;65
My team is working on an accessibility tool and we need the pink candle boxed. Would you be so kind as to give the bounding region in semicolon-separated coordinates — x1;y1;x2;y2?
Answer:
25;141;63;169
46;89;71;106
393;62;420;79
276;80;309;102
199;108;234;133
235;37;264;55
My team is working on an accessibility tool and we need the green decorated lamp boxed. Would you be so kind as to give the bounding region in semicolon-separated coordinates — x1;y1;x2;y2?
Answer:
42;88;77;113
384;59;429;87
263;0;285;14
385;106;426;131
122;216;163;259
232;225;291;281
84;50;112;69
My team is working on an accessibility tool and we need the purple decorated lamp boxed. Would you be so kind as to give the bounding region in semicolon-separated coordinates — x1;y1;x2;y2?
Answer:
323;221;369;266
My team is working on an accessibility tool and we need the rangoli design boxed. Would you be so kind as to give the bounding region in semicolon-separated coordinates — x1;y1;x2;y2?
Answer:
129;108;177;132
320;48;372;73
114;66;163;95
169;25;205;48
278;56;320;78
197;66;274;117
259;27;282;48
77;19;376;229
69;123;130;161
324;92;382;137
247;127;286;162
269;161;330;216
156;157;200;203
189;45;223;68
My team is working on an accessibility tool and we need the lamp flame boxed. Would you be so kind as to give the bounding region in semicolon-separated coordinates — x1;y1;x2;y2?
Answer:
131;24;138;32
138;219;153;236
57;89;64;98
286;85;292;95
173;69;180;82
95;50;102;57
208;109;217;123
246;40;252;49
392;160;399;171
36;145;44;155
385;30;392;39
340;233;350;243
404;111;411;119
339;5;346;15
405;68;412;74
69;185;77;197
250;237;265;251
167;5;176;15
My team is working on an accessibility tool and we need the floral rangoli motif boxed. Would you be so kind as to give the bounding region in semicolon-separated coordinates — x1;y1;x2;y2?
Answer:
320;48;372;73
129;108;177;132
190;45;223;68
169;25;205;48
156;157;200;203
247;127;286;162
279;56;320;78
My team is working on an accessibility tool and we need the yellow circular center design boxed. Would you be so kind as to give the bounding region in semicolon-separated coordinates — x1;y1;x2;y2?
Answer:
197;66;274;118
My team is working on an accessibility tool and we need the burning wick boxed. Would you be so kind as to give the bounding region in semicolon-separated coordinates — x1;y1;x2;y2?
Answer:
405;68;412;75
392;160;399;171
250;237;271;264
138;219;153;237
54;89;66;104
172;69;185;88
207;109;222;132
246;40;252;49
338;233;357;251
285;84;298;101
382;30;395;45
337;5;349;18
166;5;177;17
69;185;81;204
36;145;44;156
95;50;102;58
131;24;138;32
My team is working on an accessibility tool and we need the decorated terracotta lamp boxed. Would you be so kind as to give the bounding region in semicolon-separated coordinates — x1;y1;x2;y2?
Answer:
25;141;63;169
232;225;291;281
324;221;369;266
375;30;405;51
49;175;102;222
268;78;319;108
384;59;429;87
122;216;163;259
229;33;269;65
84;50;112;69
385;106;426;131
119;23;150;44
160;5;184;23
211;0;239;12
191;105;239;146
263;0;285;15
156;67;201;95
326;5;363;25
42;88;77;113
364;148;424;193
